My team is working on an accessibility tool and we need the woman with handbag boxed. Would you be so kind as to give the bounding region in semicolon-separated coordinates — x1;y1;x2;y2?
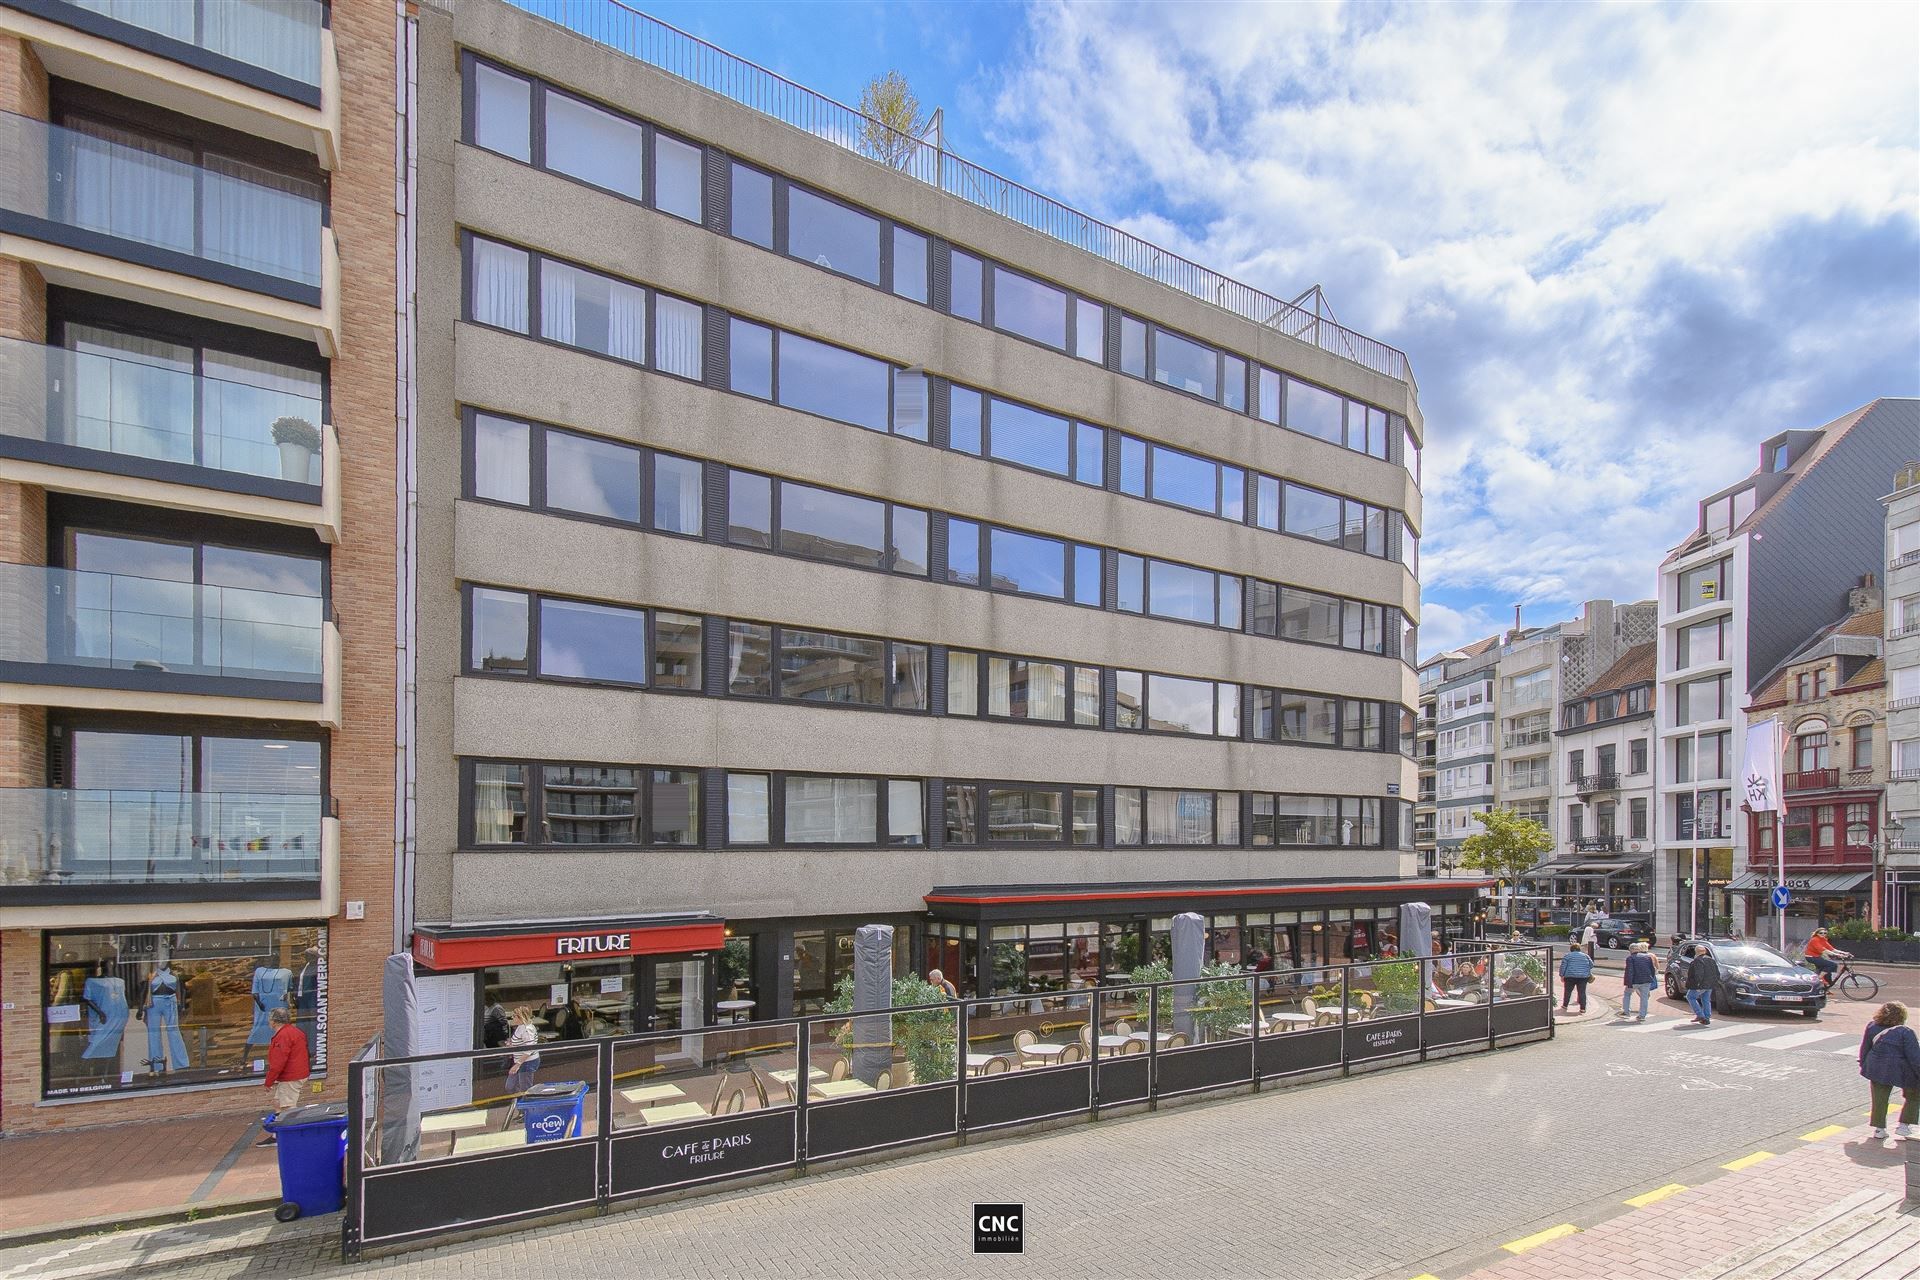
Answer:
505;1007;540;1094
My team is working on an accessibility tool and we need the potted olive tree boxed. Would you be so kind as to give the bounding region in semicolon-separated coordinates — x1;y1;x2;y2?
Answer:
272;415;320;483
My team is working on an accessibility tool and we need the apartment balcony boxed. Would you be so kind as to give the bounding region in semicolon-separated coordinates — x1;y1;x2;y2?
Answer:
1572;835;1623;854
0;336;339;540
1416;717;1437;738
1502;728;1551;751
0;111;338;354
1893;549;1920;571
0;788;336;926
0;562;339;726
1675;819;1728;841
1575;772;1620;796
1784;768;1839;793
0;0;338;165
1779;844;1873;869
1502;777;1551;798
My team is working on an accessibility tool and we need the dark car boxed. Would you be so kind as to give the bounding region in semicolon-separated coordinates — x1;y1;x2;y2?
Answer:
1593;913;1653;950
1662;938;1826;1018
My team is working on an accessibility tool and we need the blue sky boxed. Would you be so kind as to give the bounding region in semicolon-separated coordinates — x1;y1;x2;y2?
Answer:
632;1;1920;655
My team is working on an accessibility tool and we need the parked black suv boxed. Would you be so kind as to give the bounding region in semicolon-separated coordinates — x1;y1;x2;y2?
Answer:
1662;938;1826;1017
1593;913;1653;950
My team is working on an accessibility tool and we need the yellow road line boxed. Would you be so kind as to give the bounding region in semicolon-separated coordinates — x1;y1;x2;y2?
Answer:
1799;1125;1848;1142
1409;1275;1441;1279
1721;1151;1774;1171
1501;1224;1579;1253
1624;1183;1687;1208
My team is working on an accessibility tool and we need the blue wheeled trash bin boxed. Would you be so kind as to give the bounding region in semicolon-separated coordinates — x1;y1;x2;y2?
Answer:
516;1081;588;1143
262;1102;349;1222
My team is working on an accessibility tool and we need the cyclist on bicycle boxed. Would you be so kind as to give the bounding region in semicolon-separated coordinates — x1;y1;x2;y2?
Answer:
1804;927;1852;989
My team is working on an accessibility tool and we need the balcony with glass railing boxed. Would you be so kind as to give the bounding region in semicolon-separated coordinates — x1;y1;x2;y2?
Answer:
0;1;338;164
0;111;336;337
0;336;339;537
0;788;338;919
0;563;338;721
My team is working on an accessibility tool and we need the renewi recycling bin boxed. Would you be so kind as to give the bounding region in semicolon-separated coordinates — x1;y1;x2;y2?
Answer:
262;1102;349;1222
517;1080;588;1143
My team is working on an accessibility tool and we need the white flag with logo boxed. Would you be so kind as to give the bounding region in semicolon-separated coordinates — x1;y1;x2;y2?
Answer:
1741;718;1782;813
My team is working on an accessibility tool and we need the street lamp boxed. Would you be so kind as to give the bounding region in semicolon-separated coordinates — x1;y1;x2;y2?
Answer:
1875;815;1906;929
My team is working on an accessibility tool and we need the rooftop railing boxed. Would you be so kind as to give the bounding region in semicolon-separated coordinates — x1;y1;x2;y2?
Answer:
507;0;1414;389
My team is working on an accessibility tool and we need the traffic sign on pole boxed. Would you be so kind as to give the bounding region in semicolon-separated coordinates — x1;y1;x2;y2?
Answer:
1770;884;1791;910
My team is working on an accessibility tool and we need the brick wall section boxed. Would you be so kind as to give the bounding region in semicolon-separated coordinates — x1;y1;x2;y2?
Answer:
0;13;399;1131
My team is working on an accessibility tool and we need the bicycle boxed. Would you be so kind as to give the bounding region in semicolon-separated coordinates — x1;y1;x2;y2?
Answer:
1803;958;1880;1001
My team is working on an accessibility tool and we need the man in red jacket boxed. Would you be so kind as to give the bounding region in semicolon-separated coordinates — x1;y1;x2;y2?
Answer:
258;1007;311;1145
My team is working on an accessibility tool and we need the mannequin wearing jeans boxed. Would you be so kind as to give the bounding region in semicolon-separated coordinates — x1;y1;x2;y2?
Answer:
246;965;292;1053
81;972;129;1071
145;964;189;1074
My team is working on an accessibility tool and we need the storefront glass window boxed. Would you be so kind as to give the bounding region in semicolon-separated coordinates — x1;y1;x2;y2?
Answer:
484;960;636;1040
44;925;325;1098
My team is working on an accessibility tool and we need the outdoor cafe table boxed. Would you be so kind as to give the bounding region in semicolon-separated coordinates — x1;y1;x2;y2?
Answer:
964;1053;1007;1075
1126;1031;1175;1047
1095;1035;1132;1054
1019;1043;1068;1063
420;1109;488;1135
811;1079;875;1099
619;1083;685;1105
1432;997;1480;1010
638;1101;709;1124
767;1067;827;1087
1266;1012;1315;1028
453;1129;527;1155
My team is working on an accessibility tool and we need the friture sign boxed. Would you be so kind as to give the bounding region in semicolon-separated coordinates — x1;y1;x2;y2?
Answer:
410;920;725;970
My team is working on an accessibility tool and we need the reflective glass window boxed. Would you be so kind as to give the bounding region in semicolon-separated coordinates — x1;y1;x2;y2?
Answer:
1217;684;1241;738
540;260;646;363
1073;544;1102;607
539;597;647;684
944;784;977;845
1074;298;1103;363
727;471;772;548
892;644;929;710
1119;435;1147;496
778;334;890;432
989;398;1070;475
469;238;529;333
651;769;699;845
653;294;704;381
472;63;531;162
1115;787;1143;844
788;188;881;285
1115;669;1144;729
1152;328;1216;399
778;482;885;569
1116;552;1144;613
892;368;928;441
545;430;640;522
1148;559;1216;624
1284;483;1342;543
730;162;773;247
990;527;1067;598
653;134;703;223
472;761;528;842
726;773;770;843
946;518;981;585
1286;378;1344;445
728;318;773;400
1119;315;1146;377
1074;423;1104;486
1279;587;1341;645
652;453;703;536
892;506;929;576
950;250;983;322
1074;668;1100;726
892;227;928;303
652;611;702;690
1221;466;1245;521
727;621;772;696
1147;790;1214;844
948;384;983;455
1151;444;1217;514
545;92;643;198
1280;693;1338;746
1072;790;1100;845
1147;674;1215;735
992;265;1067;349
1255;475;1279;531
987;788;1064;843
1257;367;1281;425
889;779;924;845
1222;355;1247;412
472;413;529;505
1249;581;1277;636
543;765;637;844
470;587;528;673
785;776;877;843
780;630;885;705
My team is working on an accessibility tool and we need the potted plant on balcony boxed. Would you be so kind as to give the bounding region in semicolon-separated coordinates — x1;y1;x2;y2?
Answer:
271;415;320;483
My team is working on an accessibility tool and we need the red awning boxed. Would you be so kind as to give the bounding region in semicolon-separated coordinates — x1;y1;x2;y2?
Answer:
411;914;726;970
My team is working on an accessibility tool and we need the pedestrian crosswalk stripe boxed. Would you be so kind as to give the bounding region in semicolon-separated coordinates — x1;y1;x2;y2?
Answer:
1747;1029;1844;1051
1679;1024;1763;1041
1721;1151;1774;1171
1799;1125;1848;1141
1616;1018;1686;1033
1501;1224;1579;1253
1624;1183;1687;1207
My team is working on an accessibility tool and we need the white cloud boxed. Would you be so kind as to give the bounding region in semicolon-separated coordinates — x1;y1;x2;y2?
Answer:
985;0;1920;643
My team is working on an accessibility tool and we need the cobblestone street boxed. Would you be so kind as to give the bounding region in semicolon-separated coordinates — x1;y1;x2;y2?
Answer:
6;977;1913;1280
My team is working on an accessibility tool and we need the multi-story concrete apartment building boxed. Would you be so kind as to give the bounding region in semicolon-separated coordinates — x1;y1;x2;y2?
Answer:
1738;598;1885;948
397;0;1452;1040
1413;654;1445;872
1433;641;1499;868
1541;644;1656;917
1882;463;1920;929
1654;400;1918;944
0;1;396;1131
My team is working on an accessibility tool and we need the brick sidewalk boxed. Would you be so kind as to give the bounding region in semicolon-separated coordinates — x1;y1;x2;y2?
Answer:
1460;1127;1917;1280
0;1111;278;1237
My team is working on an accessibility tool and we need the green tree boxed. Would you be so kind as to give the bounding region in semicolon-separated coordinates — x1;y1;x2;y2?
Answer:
823;973;957;1084
1459;807;1553;937
858;70;931;169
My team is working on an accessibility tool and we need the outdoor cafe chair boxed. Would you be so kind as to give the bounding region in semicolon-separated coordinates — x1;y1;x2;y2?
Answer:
1164;1033;1189;1049
983;1055;1011;1075
1299;997;1319;1024
1113;1019;1132;1036
1058;1042;1084;1064
1121;1038;1145;1055
1013;1029;1038;1053
876;1070;892;1091
828;1057;849;1082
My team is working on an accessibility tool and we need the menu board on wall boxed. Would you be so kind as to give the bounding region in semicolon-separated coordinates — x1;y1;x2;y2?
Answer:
413;973;476;1112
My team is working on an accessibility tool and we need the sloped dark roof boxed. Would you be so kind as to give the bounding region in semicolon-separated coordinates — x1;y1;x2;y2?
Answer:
1586;642;1656;694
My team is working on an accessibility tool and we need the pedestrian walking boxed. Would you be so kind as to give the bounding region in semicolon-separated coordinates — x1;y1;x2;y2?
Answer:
1620;941;1659;1021
1580;919;1600;959
505;1006;540;1093
1684;945;1719;1025
1557;944;1593;1012
927;968;959;999
1859;1002;1920;1140
256;1007;310;1145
